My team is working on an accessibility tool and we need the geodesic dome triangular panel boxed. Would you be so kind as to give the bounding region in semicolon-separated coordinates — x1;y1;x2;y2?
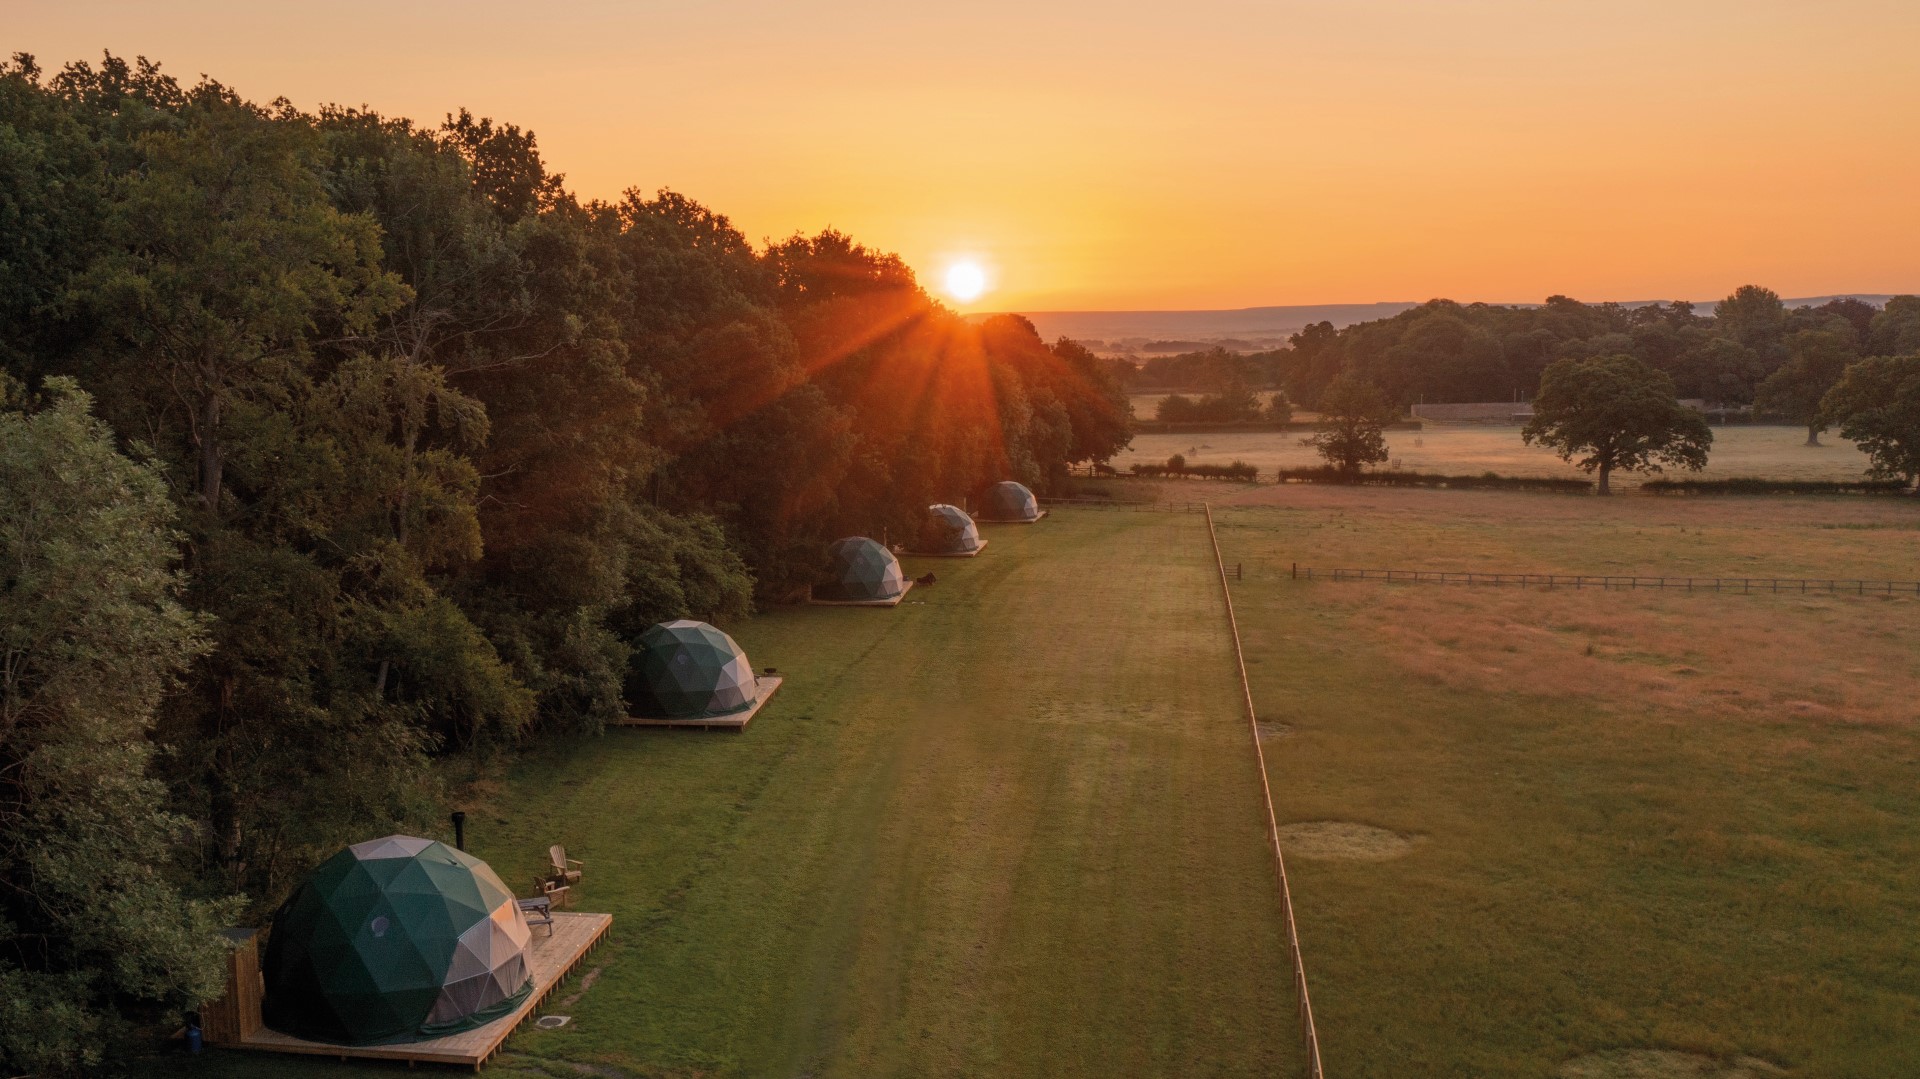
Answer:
261;836;532;1046
980;481;1040;521
624;619;759;718
917;504;982;553
813;536;906;601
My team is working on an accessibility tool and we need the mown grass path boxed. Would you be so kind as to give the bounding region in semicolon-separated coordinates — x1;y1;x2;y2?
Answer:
200;509;1298;1078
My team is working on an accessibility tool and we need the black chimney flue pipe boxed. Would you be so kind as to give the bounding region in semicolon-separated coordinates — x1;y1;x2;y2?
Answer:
451;811;467;851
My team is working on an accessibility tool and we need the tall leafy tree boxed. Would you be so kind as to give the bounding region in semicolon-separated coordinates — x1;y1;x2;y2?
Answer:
1303;373;1393;475
1868;296;1920;356
1754;329;1857;445
1820;353;1920;486
0;378;234;1074
1523;355;1711;493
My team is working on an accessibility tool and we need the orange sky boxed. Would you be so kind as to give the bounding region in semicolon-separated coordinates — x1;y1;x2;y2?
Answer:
14;1;1920;311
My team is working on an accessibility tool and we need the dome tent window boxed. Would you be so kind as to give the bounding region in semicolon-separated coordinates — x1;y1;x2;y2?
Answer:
976;481;1045;523
911;503;987;556
812;537;912;606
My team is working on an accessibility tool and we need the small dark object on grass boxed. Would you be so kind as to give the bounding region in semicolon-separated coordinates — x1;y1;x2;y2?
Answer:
916;572;937;586
762;666;778;675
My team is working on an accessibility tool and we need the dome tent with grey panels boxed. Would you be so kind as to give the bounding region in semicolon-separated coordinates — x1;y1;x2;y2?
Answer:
910;503;988;556
260;835;533;1046
811;536;913;606
975;480;1045;523
613;619;784;729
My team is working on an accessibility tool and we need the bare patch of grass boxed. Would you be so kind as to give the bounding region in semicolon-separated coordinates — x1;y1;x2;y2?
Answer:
1278;821;1417;861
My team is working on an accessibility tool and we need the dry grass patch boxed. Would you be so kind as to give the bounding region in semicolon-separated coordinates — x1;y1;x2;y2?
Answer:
1277;821;1417;861
1343;586;1920;731
1558;1050;1785;1079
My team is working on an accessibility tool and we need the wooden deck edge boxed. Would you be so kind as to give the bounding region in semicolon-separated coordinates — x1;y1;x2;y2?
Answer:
227;912;613;1070
609;676;783;730
902;538;988;558
480;912;612;1068
808;579;914;606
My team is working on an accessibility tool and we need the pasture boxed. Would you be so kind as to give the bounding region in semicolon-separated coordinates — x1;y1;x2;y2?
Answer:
170;491;1920;1079
1117;423;1876;488
181;511;1299;1078
1214;487;1920;1077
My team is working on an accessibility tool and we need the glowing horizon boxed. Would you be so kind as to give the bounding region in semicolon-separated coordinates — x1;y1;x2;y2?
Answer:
14;1;1920;311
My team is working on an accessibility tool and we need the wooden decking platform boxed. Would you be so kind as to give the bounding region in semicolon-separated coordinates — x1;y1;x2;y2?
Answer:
905;538;988;558
609;675;783;730
809;579;914;607
231;911;612;1071
976;509;1049;524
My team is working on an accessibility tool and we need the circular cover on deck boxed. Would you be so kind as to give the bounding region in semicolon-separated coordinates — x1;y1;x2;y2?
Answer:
918;504;982;553
261;835;533;1046
813;536;906;601
624;619;758;718
980;480;1040;521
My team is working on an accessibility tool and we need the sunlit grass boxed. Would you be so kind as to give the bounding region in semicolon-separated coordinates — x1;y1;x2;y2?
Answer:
180;511;1299;1078
1216;491;1920;1078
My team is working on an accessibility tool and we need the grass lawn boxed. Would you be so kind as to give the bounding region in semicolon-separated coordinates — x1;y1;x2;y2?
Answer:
1214;488;1920;1078
183;509;1299;1078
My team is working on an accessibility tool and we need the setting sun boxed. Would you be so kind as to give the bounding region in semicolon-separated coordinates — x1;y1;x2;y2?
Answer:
944;260;988;304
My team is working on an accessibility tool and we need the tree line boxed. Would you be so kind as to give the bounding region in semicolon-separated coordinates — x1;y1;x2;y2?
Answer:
1116;290;1920;428
0;52;1129;1072
1121;290;1920;491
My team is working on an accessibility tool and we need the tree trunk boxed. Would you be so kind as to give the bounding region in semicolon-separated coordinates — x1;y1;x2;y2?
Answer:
1597;463;1612;495
198;392;223;514
1805;424;1821;447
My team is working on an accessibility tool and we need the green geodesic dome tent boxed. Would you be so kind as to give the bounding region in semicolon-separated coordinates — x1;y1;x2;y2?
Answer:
917;503;982;554
260;835;532;1046
979;480;1041;521
813;536;906;602
625;619;758;718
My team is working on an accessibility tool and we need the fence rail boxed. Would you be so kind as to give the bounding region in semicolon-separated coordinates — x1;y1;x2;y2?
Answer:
1289;565;1920;595
1207;506;1325;1079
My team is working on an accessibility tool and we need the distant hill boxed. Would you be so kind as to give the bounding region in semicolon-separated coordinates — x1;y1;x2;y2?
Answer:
999;295;1902;351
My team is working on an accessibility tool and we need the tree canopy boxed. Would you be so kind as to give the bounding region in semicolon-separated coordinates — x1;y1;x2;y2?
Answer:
1301;373;1393;474
0;50;1134;1066
1522;355;1712;493
1820;353;1920;485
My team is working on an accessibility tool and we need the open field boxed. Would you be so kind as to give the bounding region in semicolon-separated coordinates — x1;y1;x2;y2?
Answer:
1118;424;1876;488
1214;488;1920;1077
176;512;1298;1078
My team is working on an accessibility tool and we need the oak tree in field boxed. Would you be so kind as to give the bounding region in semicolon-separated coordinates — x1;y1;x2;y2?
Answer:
1819;353;1920;487
1303;373;1393;475
1522;355;1711;494
1754;329;1858;445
